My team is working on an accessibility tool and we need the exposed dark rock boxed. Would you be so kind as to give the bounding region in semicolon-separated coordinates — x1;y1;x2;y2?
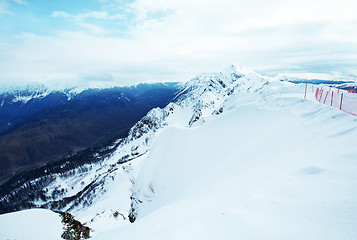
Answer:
56;210;91;240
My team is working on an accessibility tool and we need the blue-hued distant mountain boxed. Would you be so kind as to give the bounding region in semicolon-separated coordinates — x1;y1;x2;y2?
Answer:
0;82;181;183
282;79;353;85
276;73;357;86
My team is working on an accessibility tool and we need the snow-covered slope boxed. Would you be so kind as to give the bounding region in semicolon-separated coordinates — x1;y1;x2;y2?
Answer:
118;92;357;239
1;64;357;239
86;66;357;239
0;209;63;240
102;66;357;239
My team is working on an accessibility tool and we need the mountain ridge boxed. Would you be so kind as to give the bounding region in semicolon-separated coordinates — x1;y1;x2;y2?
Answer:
1;65;357;240
1;64;266;215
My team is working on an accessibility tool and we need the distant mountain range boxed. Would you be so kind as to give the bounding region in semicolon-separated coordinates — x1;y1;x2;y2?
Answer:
276;72;357;85
0;82;180;183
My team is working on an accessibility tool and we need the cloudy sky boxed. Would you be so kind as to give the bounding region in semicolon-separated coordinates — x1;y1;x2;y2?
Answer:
0;0;356;87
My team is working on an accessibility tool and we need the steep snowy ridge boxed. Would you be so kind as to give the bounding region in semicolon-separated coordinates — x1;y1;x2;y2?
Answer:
3;65;268;215
109;64;268;170
120;65;269;164
51;64;271;230
175;65;269;125
1;65;357;239
109;77;357;239
0;65;274;233
122;65;271;221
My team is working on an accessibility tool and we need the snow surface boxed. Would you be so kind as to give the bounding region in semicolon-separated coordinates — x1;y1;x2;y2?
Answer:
1;65;357;239
93;73;357;239
0;209;63;240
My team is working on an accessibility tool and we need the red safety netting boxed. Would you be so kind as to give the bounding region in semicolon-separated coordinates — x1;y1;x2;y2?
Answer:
315;88;357;116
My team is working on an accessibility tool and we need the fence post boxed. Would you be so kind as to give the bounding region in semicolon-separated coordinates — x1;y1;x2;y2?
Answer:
304;82;307;99
331;91;334;106
323;91;328;104
340;93;343;110
319;90;323;102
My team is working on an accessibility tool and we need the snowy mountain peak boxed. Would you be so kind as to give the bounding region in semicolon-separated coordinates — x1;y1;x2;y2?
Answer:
0;83;50;103
222;64;255;77
176;65;269;113
0;84;78;104
126;67;271;221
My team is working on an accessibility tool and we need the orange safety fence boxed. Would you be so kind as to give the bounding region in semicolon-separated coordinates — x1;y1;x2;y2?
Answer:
315;87;357;116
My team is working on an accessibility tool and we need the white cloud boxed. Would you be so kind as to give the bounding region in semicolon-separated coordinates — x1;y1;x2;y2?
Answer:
76;10;124;21
51;10;125;35
1;0;357;87
51;11;71;18
51;10;125;21
0;0;10;15
0;0;27;16
10;0;26;5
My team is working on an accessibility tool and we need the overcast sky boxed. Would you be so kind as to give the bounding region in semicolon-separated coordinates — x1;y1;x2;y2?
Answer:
0;0;356;87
